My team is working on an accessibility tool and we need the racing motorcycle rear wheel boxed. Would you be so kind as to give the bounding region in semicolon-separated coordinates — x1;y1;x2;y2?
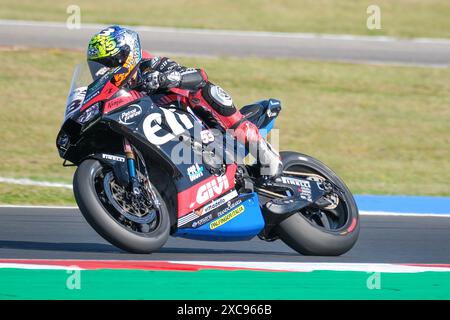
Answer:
274;151;360;256
73;159;170;253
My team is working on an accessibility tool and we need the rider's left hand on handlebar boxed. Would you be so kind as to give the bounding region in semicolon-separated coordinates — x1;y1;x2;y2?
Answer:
142;71;163;90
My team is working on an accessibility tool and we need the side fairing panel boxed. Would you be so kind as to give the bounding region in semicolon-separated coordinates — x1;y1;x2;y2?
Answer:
102;95;225;194
177;164;237;217
174;192;264;241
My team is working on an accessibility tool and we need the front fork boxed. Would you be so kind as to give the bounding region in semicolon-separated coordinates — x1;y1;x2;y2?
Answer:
123;138;141;195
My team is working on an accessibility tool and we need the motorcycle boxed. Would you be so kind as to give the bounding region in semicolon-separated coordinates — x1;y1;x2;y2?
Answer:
56;61;359;256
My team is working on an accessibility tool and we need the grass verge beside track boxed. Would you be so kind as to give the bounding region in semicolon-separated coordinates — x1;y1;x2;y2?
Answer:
0;48;449;205
0;0;449;38
1;268;449;299
0;183;74;205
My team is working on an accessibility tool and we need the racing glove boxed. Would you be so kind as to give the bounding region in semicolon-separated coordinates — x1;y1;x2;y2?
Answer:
141;70;182;92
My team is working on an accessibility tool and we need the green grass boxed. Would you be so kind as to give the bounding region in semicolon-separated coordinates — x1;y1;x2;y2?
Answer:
0;48;449;205
0;183;75;205
0;0;449;38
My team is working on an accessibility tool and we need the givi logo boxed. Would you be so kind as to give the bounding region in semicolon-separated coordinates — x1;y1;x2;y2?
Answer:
177;164;237;217
195;175;230;206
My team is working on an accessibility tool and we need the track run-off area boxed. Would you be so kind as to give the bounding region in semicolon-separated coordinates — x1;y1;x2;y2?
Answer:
1;20;450;67
0;195;449;299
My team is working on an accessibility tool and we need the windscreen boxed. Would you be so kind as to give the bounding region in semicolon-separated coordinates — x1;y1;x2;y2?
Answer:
65;61;116;120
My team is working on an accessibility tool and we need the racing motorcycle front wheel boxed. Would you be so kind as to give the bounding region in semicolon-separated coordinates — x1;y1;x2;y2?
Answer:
274;151;360;256
73;159;170;253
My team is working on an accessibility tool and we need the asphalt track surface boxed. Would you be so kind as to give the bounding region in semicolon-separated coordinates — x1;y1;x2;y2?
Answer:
0;207;449;263
1;20;450;67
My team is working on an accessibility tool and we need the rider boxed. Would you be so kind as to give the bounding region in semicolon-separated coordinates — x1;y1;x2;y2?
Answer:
86;25;282;178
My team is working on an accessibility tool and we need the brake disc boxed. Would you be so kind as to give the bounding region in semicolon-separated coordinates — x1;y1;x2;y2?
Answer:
103;172;156;224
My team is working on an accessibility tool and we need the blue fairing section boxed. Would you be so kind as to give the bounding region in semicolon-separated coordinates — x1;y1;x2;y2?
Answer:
260;119;275;137
174;193;265;241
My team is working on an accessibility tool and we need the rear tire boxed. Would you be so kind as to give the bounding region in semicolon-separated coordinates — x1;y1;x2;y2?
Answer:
73;159;170;254
274;152;360;256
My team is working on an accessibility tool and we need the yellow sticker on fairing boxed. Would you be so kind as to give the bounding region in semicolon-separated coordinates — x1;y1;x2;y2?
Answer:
209;205;245;230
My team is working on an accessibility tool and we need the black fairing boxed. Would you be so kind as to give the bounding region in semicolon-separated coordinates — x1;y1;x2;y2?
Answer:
57;91;229;193
57;68;284;232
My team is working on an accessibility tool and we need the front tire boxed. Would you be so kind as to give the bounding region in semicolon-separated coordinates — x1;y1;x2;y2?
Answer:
73;159;170;253
274;152;360;256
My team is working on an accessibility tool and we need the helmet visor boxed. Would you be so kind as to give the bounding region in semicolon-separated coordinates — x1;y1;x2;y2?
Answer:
88;60;118;81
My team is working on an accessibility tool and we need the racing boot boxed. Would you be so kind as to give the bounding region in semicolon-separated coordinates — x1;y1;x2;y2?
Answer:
234;120;283;178
257;138;283;177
